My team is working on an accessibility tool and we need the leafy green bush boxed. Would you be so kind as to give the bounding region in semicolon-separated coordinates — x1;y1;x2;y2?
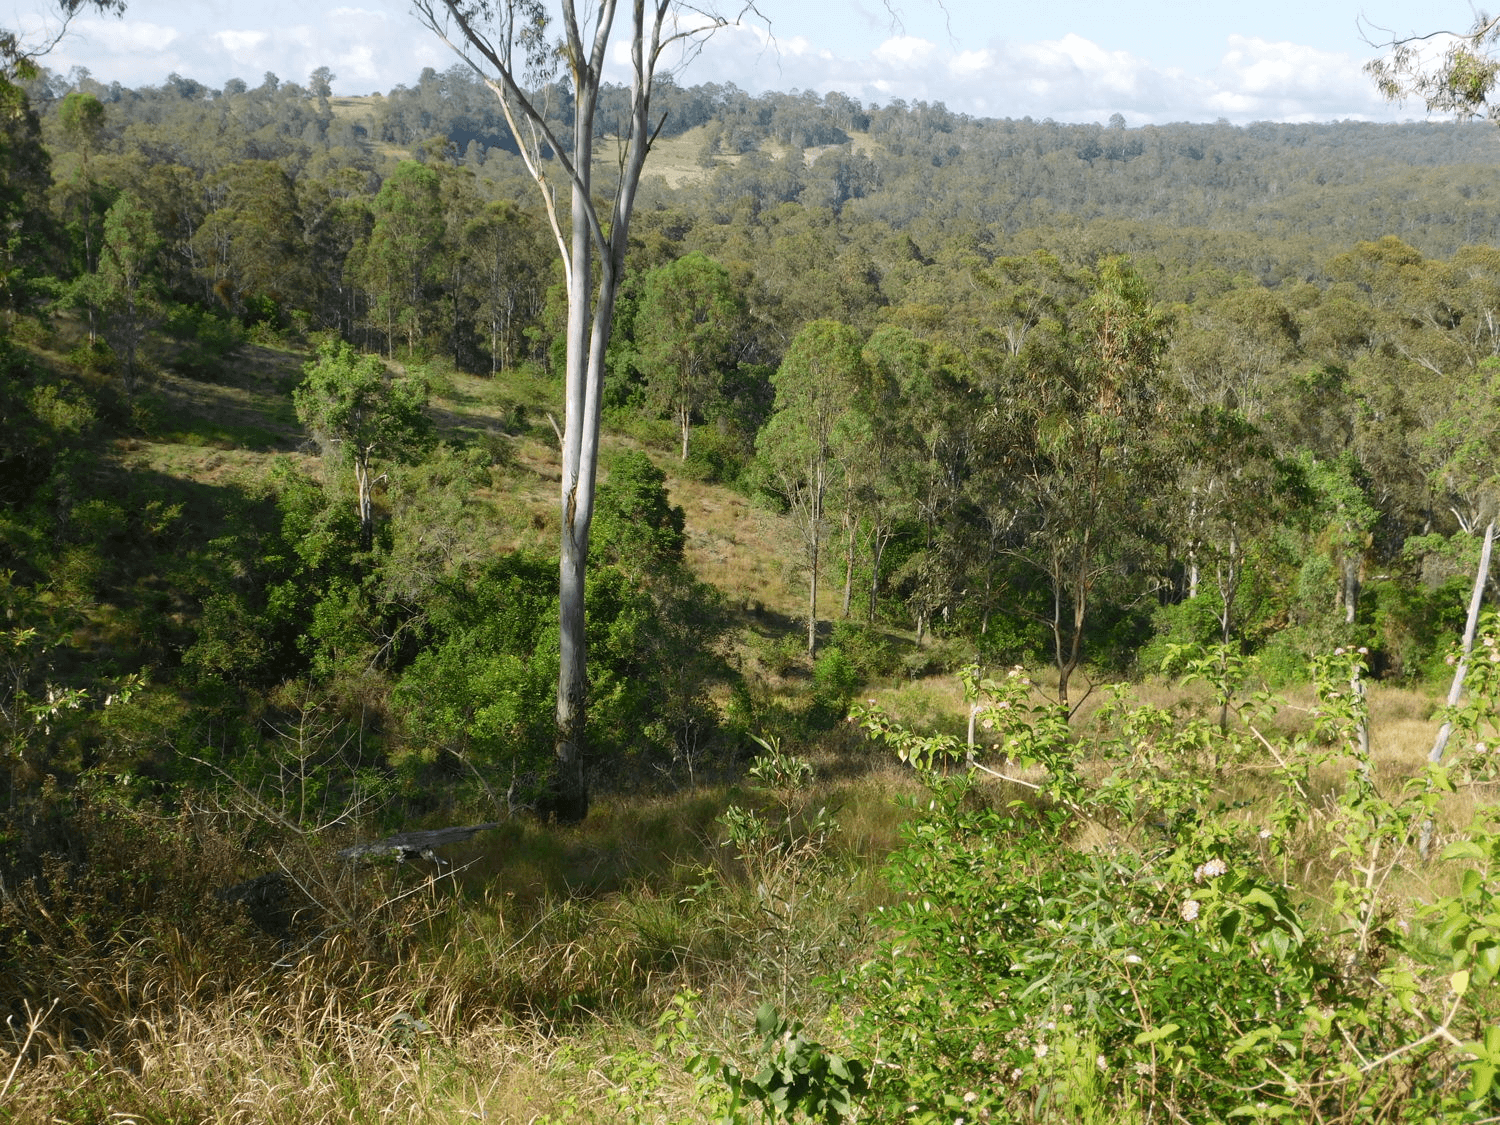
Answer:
1366;571;1470;682
754;631;808;679
1136;594;1223;673
812;646;858;705
710;648;1500;1123
164;303;243;378
592;450;686;572
681;420;752;486
391;551;559;774
827;619;900;680
693;1002;868;1125
67;337;116;375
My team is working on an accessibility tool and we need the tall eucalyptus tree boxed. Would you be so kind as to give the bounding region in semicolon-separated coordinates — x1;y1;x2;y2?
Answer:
757;319;863;656
1007;257;1175;712
411;0;757;818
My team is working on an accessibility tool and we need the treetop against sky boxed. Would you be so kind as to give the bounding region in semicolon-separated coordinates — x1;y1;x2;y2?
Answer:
0;0;1478;125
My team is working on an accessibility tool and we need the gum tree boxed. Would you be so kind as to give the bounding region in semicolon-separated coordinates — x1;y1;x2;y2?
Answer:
1366;12;1500;120
410;0;758;818
757;319;864;657
636;250;740;461
347;160;444;356
1005;257;1175;712
293;341;434;551
91;191;161;395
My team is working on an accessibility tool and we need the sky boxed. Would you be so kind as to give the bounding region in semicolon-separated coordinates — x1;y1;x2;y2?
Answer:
0;0;1477;125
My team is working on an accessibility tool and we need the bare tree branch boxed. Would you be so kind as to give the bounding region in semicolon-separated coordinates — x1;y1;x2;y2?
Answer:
1363;11;1500;121
2;0;125;80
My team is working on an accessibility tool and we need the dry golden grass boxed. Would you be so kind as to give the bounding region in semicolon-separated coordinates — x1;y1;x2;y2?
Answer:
637;124;718;188
666;474;805;619
0;772;890;1124
6;681;1497;1125
2;970;600;1124
0;981;748;1124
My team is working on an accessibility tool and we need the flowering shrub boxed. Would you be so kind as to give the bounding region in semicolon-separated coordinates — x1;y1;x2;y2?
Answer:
818;643;1500;1123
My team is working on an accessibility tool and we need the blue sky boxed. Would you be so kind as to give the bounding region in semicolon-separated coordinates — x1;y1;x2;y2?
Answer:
1;0;1476;124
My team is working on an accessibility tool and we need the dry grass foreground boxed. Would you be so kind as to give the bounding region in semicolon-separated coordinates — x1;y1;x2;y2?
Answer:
3;667;1489;1124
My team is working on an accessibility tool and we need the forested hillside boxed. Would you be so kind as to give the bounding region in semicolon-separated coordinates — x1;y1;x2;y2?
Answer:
11;64;1500;716
7;59;1500;1122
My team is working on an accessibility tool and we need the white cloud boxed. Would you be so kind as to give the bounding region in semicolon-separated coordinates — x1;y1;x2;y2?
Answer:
213;30;267;55
12;0;1420;124
950;48;992;77
330;44;380;91
775;35;818;58
1219;35;1349;95
70;17;179;56
1208;35;1387;121
872;35;937;69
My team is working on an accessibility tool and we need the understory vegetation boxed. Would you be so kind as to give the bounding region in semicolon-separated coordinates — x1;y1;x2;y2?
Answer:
5;651;1500;1122
4;55;1500;1125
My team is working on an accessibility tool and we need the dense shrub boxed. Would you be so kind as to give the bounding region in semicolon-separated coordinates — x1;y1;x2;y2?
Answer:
785;649;1500;1123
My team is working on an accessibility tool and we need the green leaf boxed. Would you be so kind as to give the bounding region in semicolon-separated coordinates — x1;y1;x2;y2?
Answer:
754;1002;782;1039
1240;887;1280;912
1134;1022;1181;1046
1469;1060;1496;1102
1226;1025;1282;1061
1262;928;1291;961
1476;943;1500;985
1462;868;1484;898
1443;840;1487;862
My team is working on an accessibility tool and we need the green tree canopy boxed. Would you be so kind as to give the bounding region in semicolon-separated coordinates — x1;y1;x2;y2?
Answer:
86;190;162;393
292;341;434;549
757;318;865;655
591;450;686;575
635;251;741;460
1006;256;1176;709
348;160;443;355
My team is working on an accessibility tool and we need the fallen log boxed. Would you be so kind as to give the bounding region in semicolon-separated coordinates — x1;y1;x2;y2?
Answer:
336;822;503;863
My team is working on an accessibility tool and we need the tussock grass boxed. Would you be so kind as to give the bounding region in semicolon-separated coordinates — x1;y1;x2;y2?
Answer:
0;776;885;1122
669;475;805;620
5;663;1494;1123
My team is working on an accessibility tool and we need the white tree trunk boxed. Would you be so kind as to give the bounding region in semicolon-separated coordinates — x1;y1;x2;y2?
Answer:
1430;518;1496;764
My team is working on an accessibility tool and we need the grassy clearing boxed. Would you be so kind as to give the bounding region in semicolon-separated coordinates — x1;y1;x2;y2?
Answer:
0;766;898;1123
